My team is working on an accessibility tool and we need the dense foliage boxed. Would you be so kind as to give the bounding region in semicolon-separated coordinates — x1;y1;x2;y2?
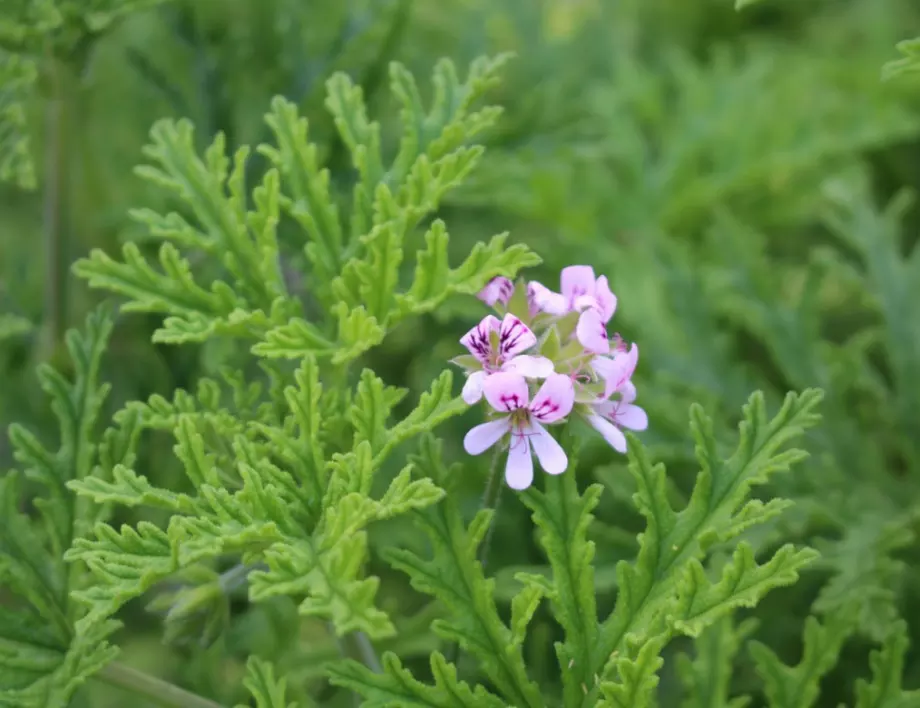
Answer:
2;0;920;706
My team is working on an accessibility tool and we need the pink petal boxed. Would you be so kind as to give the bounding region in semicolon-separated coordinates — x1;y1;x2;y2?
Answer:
464;418;511;455
460;315;501;363
477;276;514;307
499;314;537;359
587;414;627;453
462;370;487;404
528;281;568;315
483;371;530;412
505;433;534;490
561;265;596;309
576;308;610;354
614;403;648;431
529;373;574;423
501;354;554;378
593;344;638;396
527;421;568;475
619;380;637;403
594;275;617;323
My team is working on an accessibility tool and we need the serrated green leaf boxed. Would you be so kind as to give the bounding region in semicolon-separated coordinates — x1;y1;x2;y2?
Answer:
855;621;920;708
676;615;757;708
749;608;857;708
327;651;508;708
0;50;36;188
237;656;296;708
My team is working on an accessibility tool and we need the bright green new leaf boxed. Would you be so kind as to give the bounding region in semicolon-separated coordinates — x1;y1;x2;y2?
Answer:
676;615;757;708
854;621;920;708
237;656;297;708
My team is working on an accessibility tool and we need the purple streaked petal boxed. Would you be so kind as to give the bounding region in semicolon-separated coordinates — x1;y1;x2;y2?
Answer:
477;276;514;307
460;315;501;363
482;371;530;412
499;314;537;359
527;421;568;475
463;418;511;455
505;432;534;490
561;266;596;309
576;308;610;354
502;354;555;379
586;413;627;453
461;370;487;404
529;373;574;423
595;275;617;322
528;281;568;315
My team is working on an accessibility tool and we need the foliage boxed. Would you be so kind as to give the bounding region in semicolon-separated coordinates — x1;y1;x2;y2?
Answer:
1;0;920;706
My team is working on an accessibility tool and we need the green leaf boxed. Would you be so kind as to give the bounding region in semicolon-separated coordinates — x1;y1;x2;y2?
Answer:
393;225;541;321
581;389;823;707
327;651;508;708
883;38;920;81
385;500;543;708
855;621;920;708
749;608;857;708
520;470;601;707
676;615;757;708
597;635;667;708
237;656;297;708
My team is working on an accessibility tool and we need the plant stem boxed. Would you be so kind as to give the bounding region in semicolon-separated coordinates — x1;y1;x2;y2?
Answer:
446;449;505;667
96;662;224;708
477;447;505;574
353;631;383;673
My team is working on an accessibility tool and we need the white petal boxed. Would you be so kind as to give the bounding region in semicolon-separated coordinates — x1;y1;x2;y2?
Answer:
502;355;554;378
529;373;575;423
482;371;530;412
527;421;568;475
616;403;648;431
576;308;610;354
504;433;534;490
463;418;511;455
593;344;638;397
587;414;627;453
619;380;637;403
462;370;487;404
499;314;537;359
528;281;568;315
460;315;501;363
561;265;596;307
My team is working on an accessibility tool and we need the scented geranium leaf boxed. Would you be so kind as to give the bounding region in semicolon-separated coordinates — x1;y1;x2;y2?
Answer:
394;224;541;320
350;369;409;455
260;96;343;300
374;370;467;466
0;50;35;188
883;38;920;81
855;621;920;708
520;470;602;706
597;634;668;708
578;389;822;707
67;464;195;513
252;304;385;365
65;521;176;624
749;608;857;708
385;500;543;708
671;543;818;637
327;651;508;708
676;614;757;708
812;508;916;641
0;312;33;339
238;656;296;708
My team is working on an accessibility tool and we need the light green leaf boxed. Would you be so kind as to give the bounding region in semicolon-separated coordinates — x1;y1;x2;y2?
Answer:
676;615;756;708
237;656;297;708
855;621;920;708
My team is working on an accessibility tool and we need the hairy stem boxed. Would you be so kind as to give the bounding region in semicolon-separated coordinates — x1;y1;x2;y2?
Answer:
353;631;383;673
96;662;224;708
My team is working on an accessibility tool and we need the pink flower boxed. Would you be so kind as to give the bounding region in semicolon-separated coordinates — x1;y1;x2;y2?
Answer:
457;314;554;404
527;265;617;354
583;343;647;452
463;372;575;490
477;276;514;307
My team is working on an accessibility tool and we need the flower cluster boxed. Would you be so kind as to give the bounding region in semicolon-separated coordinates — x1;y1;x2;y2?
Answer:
455;266;647;490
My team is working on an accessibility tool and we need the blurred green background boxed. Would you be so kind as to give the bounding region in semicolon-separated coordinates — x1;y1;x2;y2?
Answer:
3;0;920;705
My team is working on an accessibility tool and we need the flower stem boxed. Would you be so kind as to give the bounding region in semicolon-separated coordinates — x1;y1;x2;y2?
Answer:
96;661;224;708
477;447;505;574
446;448;505;667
